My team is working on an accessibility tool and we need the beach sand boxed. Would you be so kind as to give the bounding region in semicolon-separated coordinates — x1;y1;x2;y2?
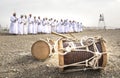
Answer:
0;29;120;78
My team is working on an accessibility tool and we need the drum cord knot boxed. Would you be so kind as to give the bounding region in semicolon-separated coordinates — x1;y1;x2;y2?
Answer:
89;52;102;69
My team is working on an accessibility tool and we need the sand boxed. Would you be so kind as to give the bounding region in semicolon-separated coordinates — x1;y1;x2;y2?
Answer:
0;29;120;78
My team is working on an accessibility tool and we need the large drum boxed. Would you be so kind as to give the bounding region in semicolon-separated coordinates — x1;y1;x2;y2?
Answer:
31;39;54;60
57;37;107;72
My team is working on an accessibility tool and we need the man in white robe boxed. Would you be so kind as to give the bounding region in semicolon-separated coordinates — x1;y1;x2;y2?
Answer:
9;13;18;34
64;19;69;33
37;16;42;33
72;21;76;33
44;18;49;34
76;22;79;32
74;21;78;32
28;14;34;34
42;18;46;33
33;16;38;34
47;18;52;34
18;15;24;35
45;18;49;34
23;15;28;35
51;19;56;32
56;20;60;33
57;20;61;33
54;20;58;32
68;20;73;33
59;19;64;33
80;22;83;32
51;18;55;32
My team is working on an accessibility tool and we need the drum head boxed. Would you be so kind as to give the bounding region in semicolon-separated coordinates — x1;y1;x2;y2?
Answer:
31;40;50;60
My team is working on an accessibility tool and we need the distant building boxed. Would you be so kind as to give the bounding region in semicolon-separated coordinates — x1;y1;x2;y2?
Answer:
98;14;106;29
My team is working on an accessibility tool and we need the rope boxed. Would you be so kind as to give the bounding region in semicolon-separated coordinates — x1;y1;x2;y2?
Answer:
80;36;95;46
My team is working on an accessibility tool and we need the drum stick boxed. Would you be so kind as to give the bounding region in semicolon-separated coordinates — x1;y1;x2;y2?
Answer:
68;33;76;38
52;32;77;41
68;33;78;41
52;32;71;38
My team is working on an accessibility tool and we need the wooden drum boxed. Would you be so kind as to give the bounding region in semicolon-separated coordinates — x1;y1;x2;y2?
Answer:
58;37;107;72
31;40;52;60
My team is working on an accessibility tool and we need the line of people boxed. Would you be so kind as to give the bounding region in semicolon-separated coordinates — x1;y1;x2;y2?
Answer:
9;13;83;35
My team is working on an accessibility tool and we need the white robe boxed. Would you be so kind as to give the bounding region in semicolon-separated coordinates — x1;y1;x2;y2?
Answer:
64;22;69;33
80;23;83;32
9;16;18;34
74;22;78;32
69;23;73;32
57;22;61;33
37;19;42;33
23;18;28;34
56;22;60;33
42;20;49;34
77;23;81;32
33;20;38;34
42;20;46;33
57;21;64;33
47;21;51;34
61;22;65;33
51;21;56;32
54;21;58;32
72;22;75;32
18;18;24;34
44;20;49;34
28;17;34;34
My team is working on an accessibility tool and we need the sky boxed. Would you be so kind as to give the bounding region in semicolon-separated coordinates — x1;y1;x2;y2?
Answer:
0;0;120;28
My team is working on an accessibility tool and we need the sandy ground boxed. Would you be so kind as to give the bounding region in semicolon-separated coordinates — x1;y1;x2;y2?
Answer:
0;29;120;78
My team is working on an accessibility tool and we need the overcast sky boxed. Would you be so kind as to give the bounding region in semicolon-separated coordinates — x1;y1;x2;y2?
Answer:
0;0;120;28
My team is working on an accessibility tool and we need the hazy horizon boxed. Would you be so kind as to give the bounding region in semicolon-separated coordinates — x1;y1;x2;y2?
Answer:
0;0;120;28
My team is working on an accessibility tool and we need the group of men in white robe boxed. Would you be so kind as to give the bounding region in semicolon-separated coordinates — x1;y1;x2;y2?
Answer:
9;13;83;35
9;13;28;35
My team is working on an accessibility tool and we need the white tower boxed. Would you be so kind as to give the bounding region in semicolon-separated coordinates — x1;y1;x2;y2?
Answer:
98;14;106;29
